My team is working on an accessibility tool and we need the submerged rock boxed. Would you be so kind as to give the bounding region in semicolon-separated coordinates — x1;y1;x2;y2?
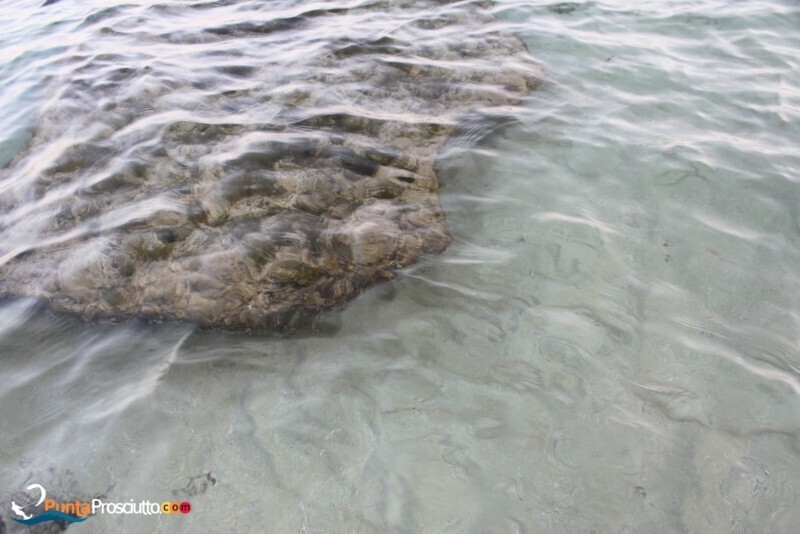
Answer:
0;0;540;330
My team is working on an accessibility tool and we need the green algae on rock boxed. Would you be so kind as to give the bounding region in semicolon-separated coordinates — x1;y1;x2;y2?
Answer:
0;0;540;330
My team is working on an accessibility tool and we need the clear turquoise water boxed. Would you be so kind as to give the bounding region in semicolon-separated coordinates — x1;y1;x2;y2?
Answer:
1;0;800;532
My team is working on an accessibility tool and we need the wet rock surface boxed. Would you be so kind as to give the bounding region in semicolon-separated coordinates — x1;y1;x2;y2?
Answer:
0;0;540;330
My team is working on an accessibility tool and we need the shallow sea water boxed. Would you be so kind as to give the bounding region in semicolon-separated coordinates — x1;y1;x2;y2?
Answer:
1;0;800;532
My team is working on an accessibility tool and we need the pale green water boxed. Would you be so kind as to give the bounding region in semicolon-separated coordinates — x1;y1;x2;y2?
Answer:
2;0;800;532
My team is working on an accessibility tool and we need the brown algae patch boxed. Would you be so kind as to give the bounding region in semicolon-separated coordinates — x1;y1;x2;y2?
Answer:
0;0;540;330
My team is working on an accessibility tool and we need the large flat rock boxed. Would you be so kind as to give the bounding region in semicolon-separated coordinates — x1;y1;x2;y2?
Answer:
0;0;540;330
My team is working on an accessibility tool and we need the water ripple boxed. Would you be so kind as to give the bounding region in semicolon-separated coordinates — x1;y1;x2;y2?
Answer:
2;0;800;531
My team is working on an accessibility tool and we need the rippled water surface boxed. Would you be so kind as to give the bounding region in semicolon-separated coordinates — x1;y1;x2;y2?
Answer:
2;0;800;532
